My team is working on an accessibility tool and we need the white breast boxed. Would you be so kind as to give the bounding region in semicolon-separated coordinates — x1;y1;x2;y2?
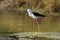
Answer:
28;12;39;19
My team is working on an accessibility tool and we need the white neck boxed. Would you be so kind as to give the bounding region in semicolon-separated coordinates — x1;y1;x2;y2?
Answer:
28;11;33;15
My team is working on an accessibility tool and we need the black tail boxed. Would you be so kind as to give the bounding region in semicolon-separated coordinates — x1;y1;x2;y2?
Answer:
40;14;46;17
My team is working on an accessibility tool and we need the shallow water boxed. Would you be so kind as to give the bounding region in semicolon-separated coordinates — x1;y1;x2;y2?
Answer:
0;10;60;33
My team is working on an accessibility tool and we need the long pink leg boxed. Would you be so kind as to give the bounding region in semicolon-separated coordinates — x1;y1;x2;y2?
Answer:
35;19;39;27
33;19;40;40
35;19;40;40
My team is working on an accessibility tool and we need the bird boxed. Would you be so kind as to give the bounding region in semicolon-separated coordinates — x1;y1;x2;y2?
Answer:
27;9;45;19
27;9;45;32
27;9;45;25
27;9;45;37
27;9;45;31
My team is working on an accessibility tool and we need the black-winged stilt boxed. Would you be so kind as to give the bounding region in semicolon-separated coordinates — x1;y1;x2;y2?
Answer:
27;9;45;19
27;9;45;32
27;9;45;40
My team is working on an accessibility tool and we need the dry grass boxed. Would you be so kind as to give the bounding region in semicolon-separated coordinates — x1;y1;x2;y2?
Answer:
0;0;60;13
13;0;60;13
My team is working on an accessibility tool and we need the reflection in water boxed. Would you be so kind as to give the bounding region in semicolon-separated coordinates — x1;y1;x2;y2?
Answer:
0;10;60;32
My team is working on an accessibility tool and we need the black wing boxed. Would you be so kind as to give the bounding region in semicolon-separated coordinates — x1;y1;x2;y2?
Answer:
33;12;45;17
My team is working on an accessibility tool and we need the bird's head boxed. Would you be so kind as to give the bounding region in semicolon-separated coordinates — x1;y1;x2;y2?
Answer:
27;9;32;13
